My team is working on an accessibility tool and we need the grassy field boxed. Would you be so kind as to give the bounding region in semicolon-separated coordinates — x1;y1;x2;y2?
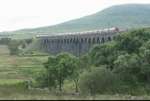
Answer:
0;45;150;100
0;45;47;80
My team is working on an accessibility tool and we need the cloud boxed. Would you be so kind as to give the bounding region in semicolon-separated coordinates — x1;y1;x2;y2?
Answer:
0;0;149;31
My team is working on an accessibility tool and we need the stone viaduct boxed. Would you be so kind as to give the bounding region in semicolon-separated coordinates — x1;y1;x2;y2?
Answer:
37;27;123;56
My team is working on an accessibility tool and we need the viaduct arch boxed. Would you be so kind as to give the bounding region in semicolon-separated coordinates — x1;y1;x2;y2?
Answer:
37;27;123;56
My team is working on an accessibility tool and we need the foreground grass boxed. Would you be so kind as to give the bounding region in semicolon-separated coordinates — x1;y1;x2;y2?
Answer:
0;92;150;100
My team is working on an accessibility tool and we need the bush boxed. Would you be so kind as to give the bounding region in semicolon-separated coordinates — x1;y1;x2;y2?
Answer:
34;70;50;88
36;53;80;91
89;42;117;69
8;40;20;55
0;38;11;45
113;53;141;85
79;67;119;95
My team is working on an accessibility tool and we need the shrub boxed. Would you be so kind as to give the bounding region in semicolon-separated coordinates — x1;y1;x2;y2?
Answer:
79;67;119;95
89;42;117;69
34;70;50;88
113;53;141;85
8;40;20;55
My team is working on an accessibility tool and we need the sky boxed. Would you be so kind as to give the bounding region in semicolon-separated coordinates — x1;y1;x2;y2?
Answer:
0;0;150;32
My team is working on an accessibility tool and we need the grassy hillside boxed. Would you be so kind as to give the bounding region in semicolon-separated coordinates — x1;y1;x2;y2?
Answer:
2;4;150;39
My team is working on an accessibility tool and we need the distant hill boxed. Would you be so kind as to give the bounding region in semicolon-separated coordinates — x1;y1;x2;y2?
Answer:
2;4;150;39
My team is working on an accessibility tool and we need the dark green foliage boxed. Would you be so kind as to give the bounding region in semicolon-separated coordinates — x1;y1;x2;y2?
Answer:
115;29;150;53
138;41;150;83
89;28;150;70
89;42;117;69
113;29;150;85
7;38;33;55
79;67;119;95
39;53;80;91
113;53;141;85
55;53;79;91
8;40;20;55
20;39;33;49
25;39;33;45
20;40;27;49
0;38;11;45
35;71;49;88
79;54;91;71
83;28;150;94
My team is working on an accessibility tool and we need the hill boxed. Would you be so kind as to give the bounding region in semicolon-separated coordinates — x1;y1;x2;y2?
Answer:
1;4;150;39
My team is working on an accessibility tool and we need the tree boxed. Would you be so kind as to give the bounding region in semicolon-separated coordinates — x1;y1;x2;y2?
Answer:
115;29;150;54
79;67;118;95
80;54;91;71
139;40;150;83
56;53;79;91
69;57;80;93
139;40;150;64
35;70;49;88
25;38;33;45
89;41;117;69
113;53;141;85
8;40;20;55
43;53;80;92
0;38;11;45
43;56;58;89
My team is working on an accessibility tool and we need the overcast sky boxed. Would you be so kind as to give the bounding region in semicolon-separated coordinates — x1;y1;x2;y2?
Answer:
0;0;150;32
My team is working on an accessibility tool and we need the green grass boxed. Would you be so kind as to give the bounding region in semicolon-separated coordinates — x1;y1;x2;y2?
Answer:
0;45;150;100
0;45;47;80
0;93;150;100
0;79;25;85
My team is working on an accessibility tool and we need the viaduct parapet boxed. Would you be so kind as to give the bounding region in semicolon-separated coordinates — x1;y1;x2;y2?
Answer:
37;27;124;56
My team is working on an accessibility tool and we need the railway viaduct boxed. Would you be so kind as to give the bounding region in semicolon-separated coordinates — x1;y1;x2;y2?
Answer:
37;27;123;56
